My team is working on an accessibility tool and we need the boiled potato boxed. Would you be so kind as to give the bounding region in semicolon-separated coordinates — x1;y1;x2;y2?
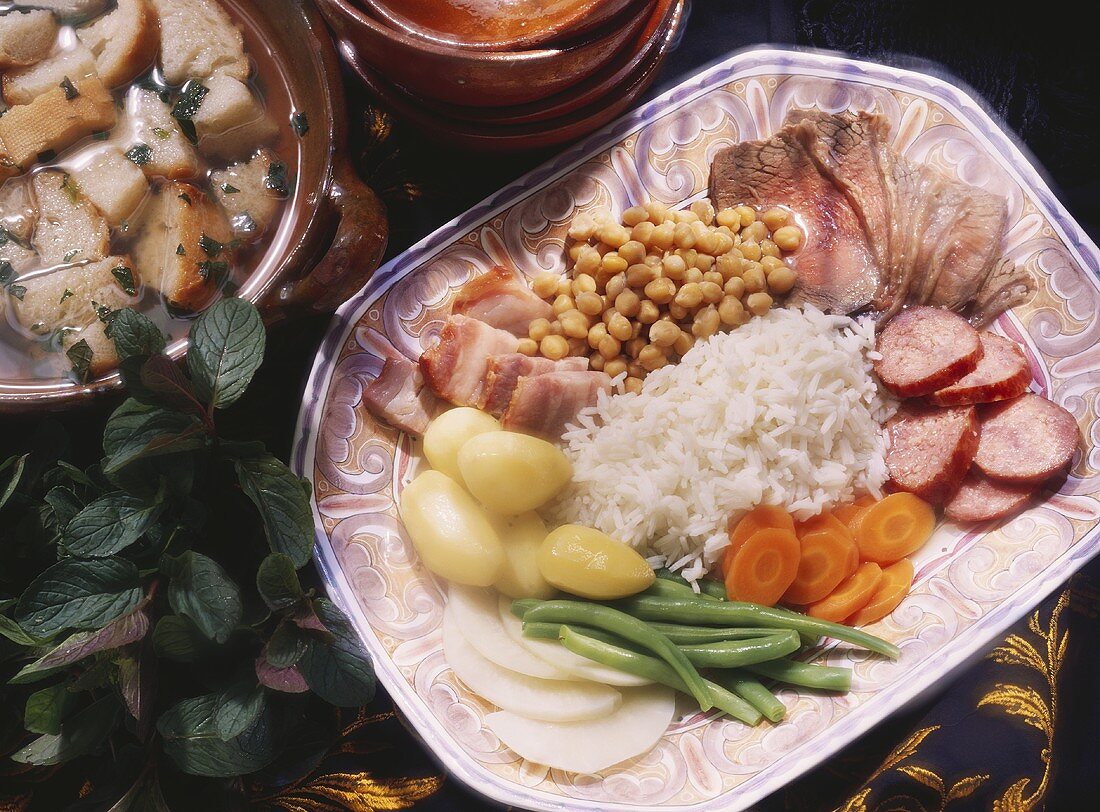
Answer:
457;431;572;514
538;525;655;599
399;470;505;586
423;407;501;481
492;512;556;599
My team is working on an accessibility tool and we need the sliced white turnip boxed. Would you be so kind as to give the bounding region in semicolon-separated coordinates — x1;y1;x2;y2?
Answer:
442;608;620;722
447;585;574;681
487;684;676;774
497;597;652;687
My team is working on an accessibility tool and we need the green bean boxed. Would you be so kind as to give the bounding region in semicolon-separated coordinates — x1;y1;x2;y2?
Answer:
522;621;622;647
521;600;714;710
645;623;779;644
613;596;900;659
510;598;541;618
677;631;799;668
652;570;723;601
746;659;852;692
711;671;786;723
558;626;762;725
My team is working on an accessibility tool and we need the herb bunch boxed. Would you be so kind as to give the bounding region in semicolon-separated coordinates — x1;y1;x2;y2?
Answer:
0;299;374;807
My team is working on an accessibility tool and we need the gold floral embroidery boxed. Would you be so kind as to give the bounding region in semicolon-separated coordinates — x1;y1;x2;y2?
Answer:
978;589;1069;812
267;772;443;812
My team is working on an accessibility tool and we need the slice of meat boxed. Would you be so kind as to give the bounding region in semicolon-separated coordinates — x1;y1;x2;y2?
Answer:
929;333;1030;406
452;265;554;336
361;356;437;435
875;307;982;397
925;186;1008;311
709;122;880;314
885;402;979;504
945;471;1034;523
968;258;1035;328
501;370;612;441
973;394;1078;483
479;353;588;416
874;157;938;318
419;315;519;406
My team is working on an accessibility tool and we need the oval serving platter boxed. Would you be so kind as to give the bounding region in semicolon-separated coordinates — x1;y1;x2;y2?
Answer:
292;48;1100;811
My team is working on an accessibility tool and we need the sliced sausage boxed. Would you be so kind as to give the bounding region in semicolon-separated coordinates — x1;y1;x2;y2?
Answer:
885;402;979;504
875;307;982;397
929;333;1030;406
945;471;1034;523
973;394;1078;483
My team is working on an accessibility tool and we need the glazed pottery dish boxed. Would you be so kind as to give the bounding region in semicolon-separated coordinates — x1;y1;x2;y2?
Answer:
294;48;1100;811
0;0;387;412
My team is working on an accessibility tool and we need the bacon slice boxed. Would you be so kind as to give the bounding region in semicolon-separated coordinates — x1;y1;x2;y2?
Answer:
501;370;612;441
945;471;1034;523
874;307;982;397
928;332;1030;406
973;394;1078;483
479;354;588;416
885;402;979;504
361;355;437;435
419;315;519;406
452;265;554;336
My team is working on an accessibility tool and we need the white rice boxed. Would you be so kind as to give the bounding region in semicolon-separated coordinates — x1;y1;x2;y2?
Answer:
549;304;896;583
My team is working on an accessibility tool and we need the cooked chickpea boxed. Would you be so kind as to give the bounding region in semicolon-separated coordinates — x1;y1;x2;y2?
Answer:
668;301;688;321
549;320;564;335
724;277;746;299
675;209;699;224
532;272;561;299
528;317;552;342
631;220;655;246
713;231;735;255
597;335;622;360
637;300;660;324
761;207;789;231
568;213;597;241
684;267;704;285
761;255;785;273
621;206;648;227
760;239;781;259
661;254;687;281
703;270;725;287
626;263;657;288
598;223;630;249
601;253;628;276
675;282;704;309
605;273;627;301
649;319;681;347
624;376;644;394
651;223;675;251
743;264;767;294
552;294;575;315
644;277;676;304
673;330;694;357
693;253;714;273
644;253;663;269
568;243;585;262
618;240;646;265
625;337;646;358
540;334;569;360
740;240;762;261
745;221;768;242
766;265;798;295
568;337;588;357
644;201;670;224
673;222;696;249
773;225;803;252
745;291;774;316
590;207;613;225
571;273;597;295
604;358;628;378
690;200;715;225
735;205;756;228
694;229;718;255
576;291;604;316
589;353;605;371
692;305;721;339
517;338;538;356
638;343;668;371
615;289;641;318
588;321;608;349
607;312;633;341
716;252;744;280
627;362;647;380
718;295;746;326
560;309;590;339
716;207;741;229
699;280;724;304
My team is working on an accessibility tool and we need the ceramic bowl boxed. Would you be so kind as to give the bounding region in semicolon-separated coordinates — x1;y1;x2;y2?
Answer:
0;0;388;412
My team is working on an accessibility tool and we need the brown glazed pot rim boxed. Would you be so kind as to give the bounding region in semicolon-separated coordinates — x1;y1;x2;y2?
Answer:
0;0;388;412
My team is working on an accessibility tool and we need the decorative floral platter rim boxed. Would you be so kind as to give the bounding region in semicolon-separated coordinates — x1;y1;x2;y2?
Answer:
292;47;1100;812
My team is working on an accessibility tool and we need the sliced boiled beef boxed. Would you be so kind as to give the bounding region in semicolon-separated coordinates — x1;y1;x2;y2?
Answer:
452;265;554;336
969;258;1036;329
874;307;982;397
709;121;881;314
478;353;588;416
929;332;1030;406
973;394;1078;483
945;471;1034;523
419;314;519;406
361;355;437;435
501;370;612;441
885;402;979;504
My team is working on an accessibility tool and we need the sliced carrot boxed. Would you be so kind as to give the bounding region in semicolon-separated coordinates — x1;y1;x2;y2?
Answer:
835;495;876;536
795;510;849;540
847;559;915;626
782;524;860;605
722;505;795;576
724;527;800;606
856;493;935;565
806;562;883;623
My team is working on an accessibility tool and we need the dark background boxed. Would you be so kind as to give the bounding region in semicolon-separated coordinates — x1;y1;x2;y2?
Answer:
3;0;1097;809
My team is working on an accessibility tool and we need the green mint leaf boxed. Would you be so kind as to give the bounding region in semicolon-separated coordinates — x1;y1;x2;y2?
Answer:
125;144;153;166
264;162;289;196
11;610;149;684
63;493;162;558
67;339;94;383
234;455;313;567
212;683;265;741
157;693;276;777
170;81;208;144
152;126;171;140
166;551;242;644
111;265;137;296
137;354;202;413
14;557;142;637
12;695;120;766
221;183;239;194
25;683;76;735
44;486;83;529
101;401;207;474
60;77;79;100
198;234;224;257
62;249;79;263
187;297;264;409
109;308;166;360
256;553;304;611
296;597;374;706
0;452;27;509
290;112;309;136
0;613;50;647
264;621;307;668
152;614;208;662
59;287;74;303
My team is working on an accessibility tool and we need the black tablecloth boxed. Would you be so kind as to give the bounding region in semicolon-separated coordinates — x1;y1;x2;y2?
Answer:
3;1;1096;809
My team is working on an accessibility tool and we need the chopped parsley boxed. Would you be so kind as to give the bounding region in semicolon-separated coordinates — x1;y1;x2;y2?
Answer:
221;183;240;194
176;243;186;256
7;284;25;300
111;265;137;296
125;143;153;165
67;339;93;383
197;260;229;284
264;162;289;196
60;77;79;100
0;260;23;299
59;288;74;304
62;249;79;263
152;126;171;140
290;112;310;137
171;81;209;144
198;234;224;257
92;301;115;324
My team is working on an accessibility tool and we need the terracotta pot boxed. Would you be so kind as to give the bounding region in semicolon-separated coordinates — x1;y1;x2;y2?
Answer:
315;0;654;107
358;0;643;51
0;0;388;412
